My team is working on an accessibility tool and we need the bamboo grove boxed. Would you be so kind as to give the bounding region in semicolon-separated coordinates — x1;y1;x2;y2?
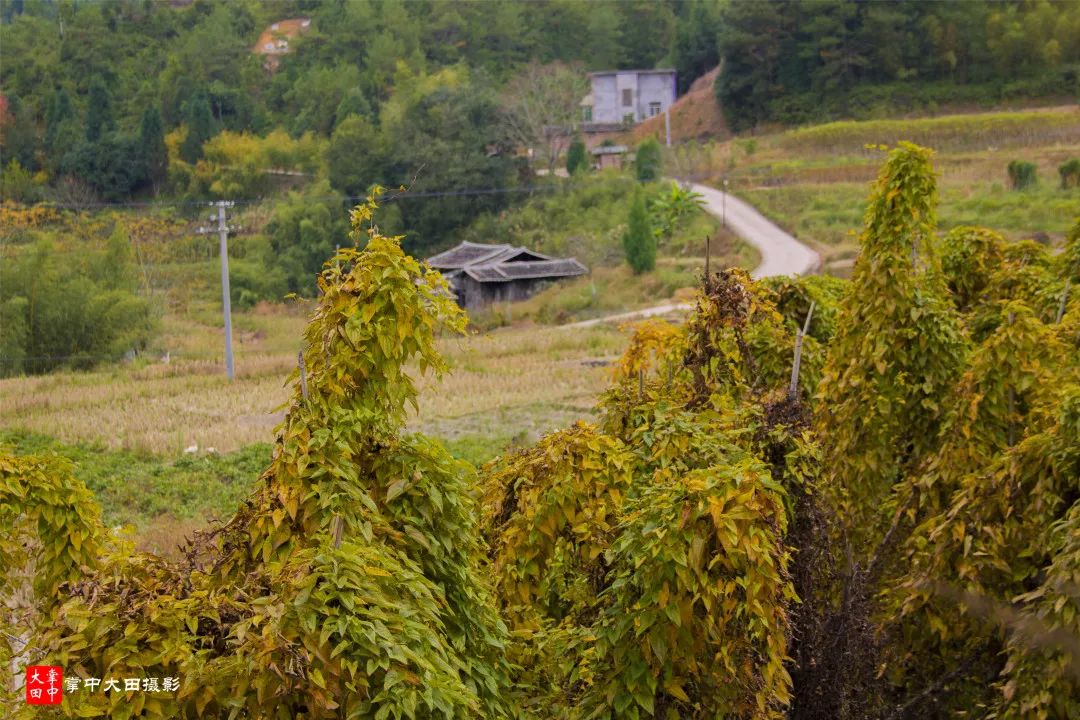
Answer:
2;144;1079;718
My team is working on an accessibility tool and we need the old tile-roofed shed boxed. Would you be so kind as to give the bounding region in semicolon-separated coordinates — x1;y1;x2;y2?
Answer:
426;242;588;309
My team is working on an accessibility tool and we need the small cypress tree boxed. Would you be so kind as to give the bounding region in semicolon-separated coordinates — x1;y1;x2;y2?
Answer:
138;107;168;193
634;137;663;182
565;135;587;174
180;91;215;164
623;188;655;273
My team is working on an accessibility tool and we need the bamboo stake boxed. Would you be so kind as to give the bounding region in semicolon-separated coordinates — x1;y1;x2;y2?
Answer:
298;351;309;402
331;514;344;549
1007;311;1016;447
1056;278;1071;324
704;235;711;291
788;301;816;399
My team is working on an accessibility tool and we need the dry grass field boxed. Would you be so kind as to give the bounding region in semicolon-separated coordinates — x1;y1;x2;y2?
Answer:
0;302;634;459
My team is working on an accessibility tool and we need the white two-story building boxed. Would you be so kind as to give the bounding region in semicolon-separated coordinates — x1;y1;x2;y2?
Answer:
580;69;677;127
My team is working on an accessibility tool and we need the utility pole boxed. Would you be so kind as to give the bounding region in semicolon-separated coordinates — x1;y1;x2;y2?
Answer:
197;201;236;380
664;106;671;147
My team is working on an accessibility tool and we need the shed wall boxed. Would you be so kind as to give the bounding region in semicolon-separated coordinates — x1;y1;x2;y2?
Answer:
459;277;554;309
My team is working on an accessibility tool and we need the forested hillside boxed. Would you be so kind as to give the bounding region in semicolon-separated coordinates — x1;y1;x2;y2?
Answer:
0;0;713;231
5;0;1078;217
716;0;1080;129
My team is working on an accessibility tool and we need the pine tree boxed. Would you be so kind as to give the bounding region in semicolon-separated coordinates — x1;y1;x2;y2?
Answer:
623;188;655;274
84;75;114;142
138;107;168;193
180;91;215;164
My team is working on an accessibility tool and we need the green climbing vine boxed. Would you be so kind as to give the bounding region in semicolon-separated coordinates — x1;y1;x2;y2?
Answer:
3;146;1078;719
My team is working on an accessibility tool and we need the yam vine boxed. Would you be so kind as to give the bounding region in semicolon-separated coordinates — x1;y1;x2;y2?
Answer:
3;147;1078;718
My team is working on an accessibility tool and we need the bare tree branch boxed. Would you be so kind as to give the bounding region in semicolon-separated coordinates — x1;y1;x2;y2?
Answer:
499;61;589;172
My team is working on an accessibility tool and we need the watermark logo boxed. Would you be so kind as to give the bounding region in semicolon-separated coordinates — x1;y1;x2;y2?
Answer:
66;676;179;693
23;666;180;704
25;666;63;705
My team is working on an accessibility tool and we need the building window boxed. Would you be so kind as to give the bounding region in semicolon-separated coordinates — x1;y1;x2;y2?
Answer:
582;106;593;122
622;88;633;107
622;112;635;126
648;101;661;117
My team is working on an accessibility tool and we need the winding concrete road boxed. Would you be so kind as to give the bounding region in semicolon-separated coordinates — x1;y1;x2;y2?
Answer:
561;183;819;329
689;182;820;279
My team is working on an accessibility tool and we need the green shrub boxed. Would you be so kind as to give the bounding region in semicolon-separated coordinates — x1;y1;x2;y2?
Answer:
634;137;663;182
1059;158;1080;189
229;258;289;309
1007;160;1038;190
623;188;655;274
0;159;41;203
59;132;148;201
0;231;158;376
566;135;588;174
266;180;347;295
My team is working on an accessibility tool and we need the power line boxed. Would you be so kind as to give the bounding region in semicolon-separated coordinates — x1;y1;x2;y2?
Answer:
0;350;264;365
10;177;659;211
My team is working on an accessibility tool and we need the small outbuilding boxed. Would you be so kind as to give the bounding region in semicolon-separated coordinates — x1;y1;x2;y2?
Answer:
426;241;588;309
590;144;629;170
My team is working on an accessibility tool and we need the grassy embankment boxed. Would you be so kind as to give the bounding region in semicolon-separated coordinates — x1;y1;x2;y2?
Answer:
711;106;1080;273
